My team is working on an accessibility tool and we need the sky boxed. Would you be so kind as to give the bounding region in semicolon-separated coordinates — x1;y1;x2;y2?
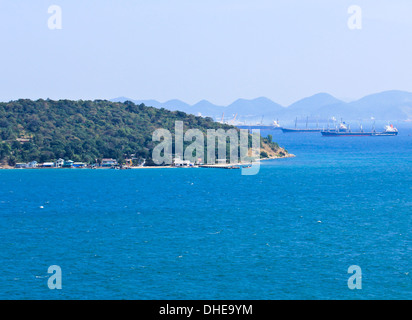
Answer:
1;0;412;106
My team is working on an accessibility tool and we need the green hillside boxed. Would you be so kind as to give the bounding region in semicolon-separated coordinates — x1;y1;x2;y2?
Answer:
0;99;287;166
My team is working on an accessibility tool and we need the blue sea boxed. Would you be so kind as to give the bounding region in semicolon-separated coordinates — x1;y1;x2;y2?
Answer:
0;124;411;300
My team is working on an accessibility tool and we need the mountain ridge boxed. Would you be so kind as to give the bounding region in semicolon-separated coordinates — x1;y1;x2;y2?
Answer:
111;90;412;121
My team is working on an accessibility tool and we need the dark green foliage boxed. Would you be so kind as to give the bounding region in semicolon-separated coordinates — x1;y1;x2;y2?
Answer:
0;99;238;164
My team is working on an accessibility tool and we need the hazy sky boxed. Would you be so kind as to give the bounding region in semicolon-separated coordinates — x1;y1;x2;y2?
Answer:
1;0;412;105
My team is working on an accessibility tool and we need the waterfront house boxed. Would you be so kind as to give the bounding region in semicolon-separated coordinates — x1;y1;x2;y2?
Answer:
63;160;74;168
173;158;193;167
101;158;117;167
73;162;87;168
42;162;55;168
27;161;38;168
55;159;64;168
15;163;27;169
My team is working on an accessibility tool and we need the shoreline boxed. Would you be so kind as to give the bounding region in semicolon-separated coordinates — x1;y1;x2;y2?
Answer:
0;155;295;170
258;153;296;161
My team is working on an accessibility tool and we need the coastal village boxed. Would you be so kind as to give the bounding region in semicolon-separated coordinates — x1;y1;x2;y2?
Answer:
12;158;120;169
6;157;186;169
1;157;255;170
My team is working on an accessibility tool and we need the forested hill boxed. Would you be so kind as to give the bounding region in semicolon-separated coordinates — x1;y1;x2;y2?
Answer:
0;99;286;165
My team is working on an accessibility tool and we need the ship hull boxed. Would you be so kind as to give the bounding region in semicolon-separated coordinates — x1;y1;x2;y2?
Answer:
237;125;281;130
372;132;398;136
282;128;321;133
321;131;398;137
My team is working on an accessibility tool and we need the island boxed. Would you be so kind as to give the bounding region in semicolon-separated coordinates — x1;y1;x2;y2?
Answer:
0;99;293;169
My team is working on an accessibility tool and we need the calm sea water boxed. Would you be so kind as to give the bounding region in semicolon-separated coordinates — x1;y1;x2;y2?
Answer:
0;125;411;300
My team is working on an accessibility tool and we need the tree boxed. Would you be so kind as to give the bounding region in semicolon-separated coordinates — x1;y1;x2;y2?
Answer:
0;99;286;164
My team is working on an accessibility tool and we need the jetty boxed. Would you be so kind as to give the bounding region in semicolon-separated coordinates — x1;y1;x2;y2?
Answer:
199;164;251;170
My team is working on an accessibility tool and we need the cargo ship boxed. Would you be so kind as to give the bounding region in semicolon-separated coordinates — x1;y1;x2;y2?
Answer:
237;120;282;130
281;117;321;133
321;123;398;136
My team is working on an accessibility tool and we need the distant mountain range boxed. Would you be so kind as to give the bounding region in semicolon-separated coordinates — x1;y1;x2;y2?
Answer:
112;90;412;123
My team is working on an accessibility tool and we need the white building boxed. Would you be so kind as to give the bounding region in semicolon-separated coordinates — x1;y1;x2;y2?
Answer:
101;158;118;167
173;158;193;167
27;161;38;168
42;162;55;168
55;159;64;168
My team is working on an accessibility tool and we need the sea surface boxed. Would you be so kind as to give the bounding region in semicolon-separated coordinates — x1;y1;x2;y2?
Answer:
0;124;411;300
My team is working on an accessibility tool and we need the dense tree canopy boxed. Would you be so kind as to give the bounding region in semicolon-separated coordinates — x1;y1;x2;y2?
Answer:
0;99;283;166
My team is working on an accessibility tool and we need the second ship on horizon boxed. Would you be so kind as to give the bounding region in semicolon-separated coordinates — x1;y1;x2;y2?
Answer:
236;117;399;136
